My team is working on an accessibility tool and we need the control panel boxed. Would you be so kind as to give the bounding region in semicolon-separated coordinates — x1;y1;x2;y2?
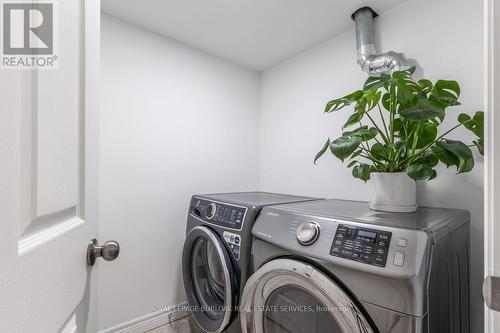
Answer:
223;231;241;260
190;198;247;230
330;224;392;267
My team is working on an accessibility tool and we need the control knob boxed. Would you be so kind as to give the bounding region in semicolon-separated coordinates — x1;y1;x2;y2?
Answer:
296;222;320;245
205;203;217;220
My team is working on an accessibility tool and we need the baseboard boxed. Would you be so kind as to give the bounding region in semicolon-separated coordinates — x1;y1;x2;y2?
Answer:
99;302;189;333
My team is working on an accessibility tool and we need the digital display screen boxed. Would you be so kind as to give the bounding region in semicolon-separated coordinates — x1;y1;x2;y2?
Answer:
357;230;377;242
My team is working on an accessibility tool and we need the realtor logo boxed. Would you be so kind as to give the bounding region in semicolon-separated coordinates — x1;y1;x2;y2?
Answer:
1;1;58;68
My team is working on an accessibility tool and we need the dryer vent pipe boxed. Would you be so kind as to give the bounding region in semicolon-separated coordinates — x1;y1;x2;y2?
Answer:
352;7;412;76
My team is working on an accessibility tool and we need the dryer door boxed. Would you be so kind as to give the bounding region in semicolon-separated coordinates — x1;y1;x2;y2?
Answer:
182;226;236;333
240;258;376;333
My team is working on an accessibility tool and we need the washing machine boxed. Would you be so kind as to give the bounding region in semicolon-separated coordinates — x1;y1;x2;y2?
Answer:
240;199;470;333
182;192;321;333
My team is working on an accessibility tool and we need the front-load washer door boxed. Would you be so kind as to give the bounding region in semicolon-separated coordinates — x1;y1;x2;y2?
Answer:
182;226;236;333
240;258;377;333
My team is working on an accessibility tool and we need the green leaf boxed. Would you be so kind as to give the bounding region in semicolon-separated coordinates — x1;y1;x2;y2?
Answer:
395;79;419;102
330;136;362;161
347;160;358;168
371;142;385;155
429;118;440;126
473;111;484;138
314;138;331;164
343;126;379;141
390;118;403;133
400;106;444;121
391;67;416;79
393;141;407;162
432;97;460;111
361;89;382;112
364;74;390;91
352;92;380;121
418;79;433;96
399;101;444;121
349;150;363;160
391;69;420;103
343;126;367;136
432;146;459;168
406;163;434;181
393;67;415;79
432;80;460;103
406;66;417;75
435;139;474;173
459;111;484;139
457;113;470;123
325;90;364;113
381;93;392;112
416;154;439;168
342;111;364;128
473;138;484;155
416;123;438;149
369;127;379;138
430;80;461;108
352;163;371;182
370;143;391;162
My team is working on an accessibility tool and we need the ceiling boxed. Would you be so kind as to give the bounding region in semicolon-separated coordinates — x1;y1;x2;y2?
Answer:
102;0;407;71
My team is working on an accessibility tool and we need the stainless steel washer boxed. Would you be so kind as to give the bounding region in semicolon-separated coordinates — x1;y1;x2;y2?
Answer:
241;199;470;333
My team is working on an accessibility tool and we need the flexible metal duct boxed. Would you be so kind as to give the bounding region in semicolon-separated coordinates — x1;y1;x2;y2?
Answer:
352;7;412;76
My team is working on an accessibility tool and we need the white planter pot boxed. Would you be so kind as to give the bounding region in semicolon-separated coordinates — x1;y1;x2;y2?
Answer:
369;172;417;213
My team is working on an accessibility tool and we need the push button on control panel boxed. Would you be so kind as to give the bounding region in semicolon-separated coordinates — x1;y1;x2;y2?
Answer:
397;238;408;247
394;251;405;267
379;233;389;240
374;256;385;265
377;239;388;247
330;224;392;267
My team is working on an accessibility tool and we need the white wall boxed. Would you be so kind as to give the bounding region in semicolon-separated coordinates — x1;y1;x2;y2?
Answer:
259;0;484;331
99;14;260;331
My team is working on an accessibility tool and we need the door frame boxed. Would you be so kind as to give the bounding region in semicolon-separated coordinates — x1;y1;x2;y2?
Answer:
484;0;499;331
77;0;101;332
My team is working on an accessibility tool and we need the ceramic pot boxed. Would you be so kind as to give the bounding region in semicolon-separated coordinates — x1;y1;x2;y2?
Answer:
369;172;417;213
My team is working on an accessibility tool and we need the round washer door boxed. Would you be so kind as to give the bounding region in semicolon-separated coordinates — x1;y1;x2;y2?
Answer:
240;258;376;333
182;226;236;333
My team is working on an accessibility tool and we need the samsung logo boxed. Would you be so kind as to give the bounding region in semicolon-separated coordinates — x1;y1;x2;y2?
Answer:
266;212;280;217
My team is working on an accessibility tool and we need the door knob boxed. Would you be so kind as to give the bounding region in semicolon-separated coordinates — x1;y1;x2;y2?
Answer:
483;276;500;311
87;239;120;266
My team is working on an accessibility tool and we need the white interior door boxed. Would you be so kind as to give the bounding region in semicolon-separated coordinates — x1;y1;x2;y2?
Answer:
0;0;100;332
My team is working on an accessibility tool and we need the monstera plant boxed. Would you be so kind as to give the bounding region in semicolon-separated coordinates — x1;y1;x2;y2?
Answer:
315;67;483;182
314;67;483;212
